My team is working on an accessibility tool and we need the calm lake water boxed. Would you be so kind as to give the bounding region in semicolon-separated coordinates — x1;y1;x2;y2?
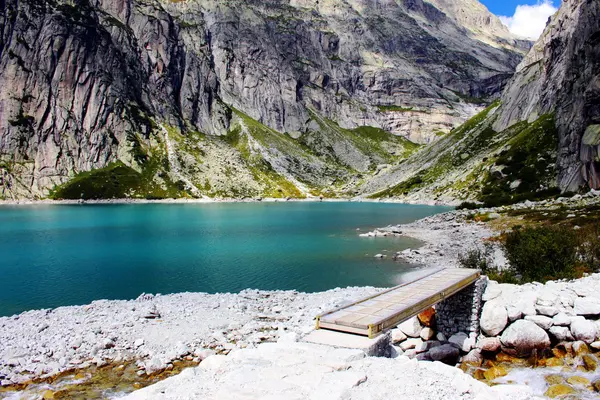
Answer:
0;202;451;317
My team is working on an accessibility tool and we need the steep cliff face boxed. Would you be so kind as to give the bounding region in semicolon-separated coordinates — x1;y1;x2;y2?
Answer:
364;0;600;203
0;0;527;199
493;0;600;191
425;0;531;52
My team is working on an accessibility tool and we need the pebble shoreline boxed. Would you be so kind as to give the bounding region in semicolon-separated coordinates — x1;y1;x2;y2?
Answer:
2;191;599;398
0;204;483;388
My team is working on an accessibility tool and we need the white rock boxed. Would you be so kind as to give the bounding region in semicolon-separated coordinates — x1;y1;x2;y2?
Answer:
391;329;407;344
524;315;554;331
277;332;298;344
420;327;435;341
134;339;145;348
591;341;600;350
535;305;559;317
462;349;483;365
536;293;558;307
506;305;522;322
436;332;447;342
480;301;508;336
144;357;165;375
398;317;422;338
570;319;598;344
574;297;600;316
482;285;502;301
500;320;551;357
552;313;572;327
549;326;574;341
476;337;501;352
400;338;423;351
415;340;440;353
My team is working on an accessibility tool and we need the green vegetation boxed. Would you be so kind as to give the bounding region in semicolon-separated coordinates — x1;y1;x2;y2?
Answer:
50;129;191;200
478;114;559;207
50;162;144;200
225;110;306;198
461;223;600;284
50;159;189;200
456;201;481;210
504;225;579;282
370;175;425;198
459;244;518;284
305;111;421;166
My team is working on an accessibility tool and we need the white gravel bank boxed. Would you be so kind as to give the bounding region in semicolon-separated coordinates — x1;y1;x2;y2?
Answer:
0;287;381;386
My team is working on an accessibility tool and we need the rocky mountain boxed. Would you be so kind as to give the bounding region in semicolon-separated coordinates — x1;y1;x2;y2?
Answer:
0;0;529;200
365;0;600;204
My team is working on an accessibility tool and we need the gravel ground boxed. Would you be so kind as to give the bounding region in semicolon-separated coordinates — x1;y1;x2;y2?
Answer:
0;287;381;386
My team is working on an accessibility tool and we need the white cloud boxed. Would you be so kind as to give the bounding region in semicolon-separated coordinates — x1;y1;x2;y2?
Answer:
499;1;559;40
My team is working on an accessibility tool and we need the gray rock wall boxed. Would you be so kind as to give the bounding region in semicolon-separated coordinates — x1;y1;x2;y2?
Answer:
0;0;528;198
436;277;488;338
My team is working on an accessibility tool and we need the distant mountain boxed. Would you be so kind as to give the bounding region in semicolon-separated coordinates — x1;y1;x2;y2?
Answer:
0;0;529;200
364;0;600;204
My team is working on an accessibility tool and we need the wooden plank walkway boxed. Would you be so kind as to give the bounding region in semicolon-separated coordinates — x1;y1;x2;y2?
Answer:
316;268;480;338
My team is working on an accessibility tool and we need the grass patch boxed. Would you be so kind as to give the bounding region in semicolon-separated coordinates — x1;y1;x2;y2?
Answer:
478;114;558;207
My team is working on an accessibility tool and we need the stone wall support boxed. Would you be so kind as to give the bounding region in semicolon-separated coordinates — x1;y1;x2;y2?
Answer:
435;277;488;338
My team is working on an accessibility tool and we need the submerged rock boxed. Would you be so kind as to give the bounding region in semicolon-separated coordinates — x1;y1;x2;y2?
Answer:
545;384;576;398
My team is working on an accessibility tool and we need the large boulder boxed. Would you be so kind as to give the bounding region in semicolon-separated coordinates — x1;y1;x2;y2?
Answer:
500;320;551;357
574;297;600;317
570;319;598;344
480;301;508;336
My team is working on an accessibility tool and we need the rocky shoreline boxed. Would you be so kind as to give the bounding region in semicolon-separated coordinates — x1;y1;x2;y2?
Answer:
0;197;453;206
2;192;599;399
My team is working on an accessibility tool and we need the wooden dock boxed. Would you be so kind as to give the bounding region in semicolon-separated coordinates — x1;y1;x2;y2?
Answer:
316;268;480;338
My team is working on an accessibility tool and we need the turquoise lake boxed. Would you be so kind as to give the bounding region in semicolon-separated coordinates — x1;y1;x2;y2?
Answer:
0;202;451;317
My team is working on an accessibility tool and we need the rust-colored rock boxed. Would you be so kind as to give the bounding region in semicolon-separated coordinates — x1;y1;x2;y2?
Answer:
483;365;508;381
42;391;55;400
418;308;436;328
567;376;590;386
545;374;565;385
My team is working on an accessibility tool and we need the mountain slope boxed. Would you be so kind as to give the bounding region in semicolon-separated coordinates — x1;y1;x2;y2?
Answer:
364;0;600;204
0;0;528;200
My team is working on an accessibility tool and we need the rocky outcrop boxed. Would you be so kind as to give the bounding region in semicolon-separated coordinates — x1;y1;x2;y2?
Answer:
493;0;600;191
362;0;600;202
0;0;528;199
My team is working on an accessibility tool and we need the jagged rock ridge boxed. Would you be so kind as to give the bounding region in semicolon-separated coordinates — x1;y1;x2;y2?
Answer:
364;0;600;203
0;0;528;199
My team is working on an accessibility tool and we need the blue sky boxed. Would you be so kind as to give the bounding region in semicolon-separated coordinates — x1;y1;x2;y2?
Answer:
481;0;560;16
480;0;561;39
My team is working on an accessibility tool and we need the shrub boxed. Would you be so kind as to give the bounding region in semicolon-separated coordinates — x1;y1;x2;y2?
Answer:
456;201;480;210
459;244;519;284
579;223;600;272
503;226;579;282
